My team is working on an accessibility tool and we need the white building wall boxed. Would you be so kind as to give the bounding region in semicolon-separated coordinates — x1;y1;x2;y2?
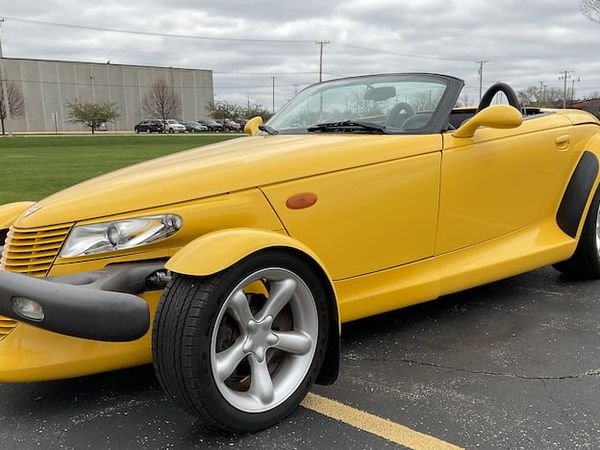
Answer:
3;57;214;132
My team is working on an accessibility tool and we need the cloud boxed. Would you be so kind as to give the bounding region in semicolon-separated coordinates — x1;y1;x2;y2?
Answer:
2;0;599;108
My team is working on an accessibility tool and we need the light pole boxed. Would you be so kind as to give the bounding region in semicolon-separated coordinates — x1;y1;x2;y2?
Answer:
316;41;330;83
0;18;13;136
570;76;580;107
477;60;489;102
272;76;275;114
89;75;96;102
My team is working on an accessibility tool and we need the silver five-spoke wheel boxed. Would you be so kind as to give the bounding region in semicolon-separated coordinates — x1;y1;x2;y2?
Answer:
153;250;330;432
211;268;318;413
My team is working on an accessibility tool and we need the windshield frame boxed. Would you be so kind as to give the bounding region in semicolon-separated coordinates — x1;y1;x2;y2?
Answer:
266;73;464;135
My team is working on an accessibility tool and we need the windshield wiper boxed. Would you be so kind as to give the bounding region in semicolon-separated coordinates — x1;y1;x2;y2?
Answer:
306;120;387;134
258;124;279;135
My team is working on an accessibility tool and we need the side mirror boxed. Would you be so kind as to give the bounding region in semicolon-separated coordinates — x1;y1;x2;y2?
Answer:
453;105;523;139
244;116;263;136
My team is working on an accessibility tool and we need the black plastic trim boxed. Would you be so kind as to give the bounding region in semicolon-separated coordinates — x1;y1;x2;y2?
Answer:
0;262;165;342
557;151;599;238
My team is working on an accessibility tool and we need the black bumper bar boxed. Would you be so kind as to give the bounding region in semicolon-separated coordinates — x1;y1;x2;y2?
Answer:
0;262;167;342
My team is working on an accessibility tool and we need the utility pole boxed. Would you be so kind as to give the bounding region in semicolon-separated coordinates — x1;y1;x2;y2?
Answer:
0;18;13;136
570;76;580;106
316;41;330;83
538;81;548;107
272;76;275;114
477;60;489;102
559;70;576;109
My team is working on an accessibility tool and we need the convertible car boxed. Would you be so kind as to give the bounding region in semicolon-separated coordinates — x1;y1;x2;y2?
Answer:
1;73;600;432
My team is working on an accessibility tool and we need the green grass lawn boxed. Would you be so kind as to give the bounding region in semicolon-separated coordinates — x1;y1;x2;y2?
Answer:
0;135;241;204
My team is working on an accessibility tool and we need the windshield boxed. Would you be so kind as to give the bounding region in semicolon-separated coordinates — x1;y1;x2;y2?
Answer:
267;74;450;134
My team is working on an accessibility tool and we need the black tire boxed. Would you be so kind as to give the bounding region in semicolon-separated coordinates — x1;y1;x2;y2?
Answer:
152;249;330;432
134;128;140;134
168;128;174;134
554;185;600;278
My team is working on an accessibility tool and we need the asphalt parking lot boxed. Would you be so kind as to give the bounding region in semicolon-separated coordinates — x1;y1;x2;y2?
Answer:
1;265;599;449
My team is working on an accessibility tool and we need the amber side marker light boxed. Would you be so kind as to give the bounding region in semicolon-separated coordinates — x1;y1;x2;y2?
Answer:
286;193;318;210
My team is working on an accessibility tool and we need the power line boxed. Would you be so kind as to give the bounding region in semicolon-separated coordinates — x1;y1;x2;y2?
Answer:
3;16;314;44
331;41;474;63
4;15;498;66
2;77;302;90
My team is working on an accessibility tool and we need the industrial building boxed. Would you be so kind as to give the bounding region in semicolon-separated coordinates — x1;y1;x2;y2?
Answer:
2;57;214;132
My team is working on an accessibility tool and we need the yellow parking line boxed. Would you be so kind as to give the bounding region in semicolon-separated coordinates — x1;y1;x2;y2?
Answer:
301;393;463;450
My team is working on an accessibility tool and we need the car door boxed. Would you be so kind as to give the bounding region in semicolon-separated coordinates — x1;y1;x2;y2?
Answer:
261;135;443;280
436;112;576;255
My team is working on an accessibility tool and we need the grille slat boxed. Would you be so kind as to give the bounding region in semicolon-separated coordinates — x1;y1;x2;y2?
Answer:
4;250;60;260
5;243;64;253
0;224;72;341
2;257;57;267
6;236;66;246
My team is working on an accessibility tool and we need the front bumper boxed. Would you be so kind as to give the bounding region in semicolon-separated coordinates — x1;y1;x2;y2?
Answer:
0;262;165;342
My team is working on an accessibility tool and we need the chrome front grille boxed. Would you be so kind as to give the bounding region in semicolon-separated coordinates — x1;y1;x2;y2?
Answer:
0;224;72;341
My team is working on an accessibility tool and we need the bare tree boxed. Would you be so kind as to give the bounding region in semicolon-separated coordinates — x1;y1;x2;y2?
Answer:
142;79;181;120
518;86;572;107
581;0;600;23
0;80;25;135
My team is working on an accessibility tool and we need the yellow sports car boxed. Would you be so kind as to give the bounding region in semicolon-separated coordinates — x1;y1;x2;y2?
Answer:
1;73;600;432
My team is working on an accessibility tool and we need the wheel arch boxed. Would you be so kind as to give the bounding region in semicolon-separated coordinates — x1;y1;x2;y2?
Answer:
165;228;340;385
557;133;600;239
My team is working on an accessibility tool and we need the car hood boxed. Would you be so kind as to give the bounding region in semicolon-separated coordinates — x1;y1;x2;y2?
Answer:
15;134;441;228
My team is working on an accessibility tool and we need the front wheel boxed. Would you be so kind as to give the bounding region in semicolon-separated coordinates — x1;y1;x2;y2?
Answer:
554;185;600;278
152;250;329;432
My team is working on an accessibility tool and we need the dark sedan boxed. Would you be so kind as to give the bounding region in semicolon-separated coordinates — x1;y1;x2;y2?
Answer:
134;120;164;133
197;119;224;132
183;121;209;133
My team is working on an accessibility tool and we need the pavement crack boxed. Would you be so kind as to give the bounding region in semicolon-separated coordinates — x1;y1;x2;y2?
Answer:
343;355;600;380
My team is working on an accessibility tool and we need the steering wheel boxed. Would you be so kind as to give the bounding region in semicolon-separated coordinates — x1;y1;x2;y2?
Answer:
477;82;521;113
385;102;415;129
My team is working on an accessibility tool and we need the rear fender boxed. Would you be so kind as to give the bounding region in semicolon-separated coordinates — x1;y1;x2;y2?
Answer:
557;133;600;239
166;228;341;385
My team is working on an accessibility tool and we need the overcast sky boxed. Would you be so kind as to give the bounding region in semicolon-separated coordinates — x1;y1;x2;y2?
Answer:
2;0;600;109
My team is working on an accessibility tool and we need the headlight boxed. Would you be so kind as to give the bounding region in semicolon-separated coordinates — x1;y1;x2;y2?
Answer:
59;214;182;258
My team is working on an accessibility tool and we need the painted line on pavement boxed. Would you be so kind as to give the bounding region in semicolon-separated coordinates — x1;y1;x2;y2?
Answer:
301;393;463;450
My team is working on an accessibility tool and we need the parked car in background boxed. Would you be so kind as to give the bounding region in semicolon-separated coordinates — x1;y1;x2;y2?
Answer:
134;120;165;133
216;119;241;132
183;121;209;133
162;120;187;134
236;119;248;131
197;119;224;132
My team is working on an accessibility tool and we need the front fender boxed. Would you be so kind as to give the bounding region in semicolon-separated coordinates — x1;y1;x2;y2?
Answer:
166;228;329;277
165;228;341;385
0;201;35;230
